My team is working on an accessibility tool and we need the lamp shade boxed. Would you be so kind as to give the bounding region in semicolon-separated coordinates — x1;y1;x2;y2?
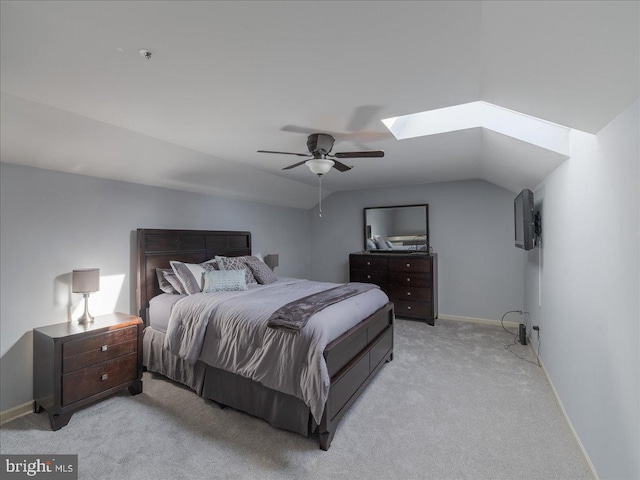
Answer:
305;159;334;176
263;254;279;270
72;268;100;293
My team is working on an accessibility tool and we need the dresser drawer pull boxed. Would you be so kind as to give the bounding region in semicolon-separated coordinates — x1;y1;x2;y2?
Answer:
367;275;371;280
101;345;108;352
407;306;412;310
367;261;371;266
406;263;411;268
101;374;108;381
406;277;410;282
407;292;411;296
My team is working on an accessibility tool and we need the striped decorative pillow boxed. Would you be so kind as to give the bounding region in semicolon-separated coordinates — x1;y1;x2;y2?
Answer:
170;259;218;295
202;270;247;292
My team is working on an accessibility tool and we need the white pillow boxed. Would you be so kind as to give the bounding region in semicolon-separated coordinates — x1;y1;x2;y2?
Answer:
203;270;247;293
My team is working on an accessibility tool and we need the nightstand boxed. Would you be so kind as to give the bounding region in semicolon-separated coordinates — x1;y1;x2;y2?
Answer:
33;312;143;430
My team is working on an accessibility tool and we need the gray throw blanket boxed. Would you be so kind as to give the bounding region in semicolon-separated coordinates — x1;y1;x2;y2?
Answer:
267;282;377;334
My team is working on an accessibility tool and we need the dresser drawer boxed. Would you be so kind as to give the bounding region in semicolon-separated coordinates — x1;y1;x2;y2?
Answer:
386;286;430;301
393;299;432;318
389;257;431;273
62;353;138;406
63;339;137;374
63;326;137;358
350;269;388;286
389;271;430;288
350;255;389;271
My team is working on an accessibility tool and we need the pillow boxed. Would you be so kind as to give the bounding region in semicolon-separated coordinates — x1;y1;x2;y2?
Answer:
244;256;277;285
366;239;377;250
375;238;389;250
202;270;247;293
215;256;257;285
385;240;394;249
156;268;178;294
170;259;218;295
163;271;186;295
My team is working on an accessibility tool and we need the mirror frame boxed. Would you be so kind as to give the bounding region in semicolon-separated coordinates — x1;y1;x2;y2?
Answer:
363;204;430;253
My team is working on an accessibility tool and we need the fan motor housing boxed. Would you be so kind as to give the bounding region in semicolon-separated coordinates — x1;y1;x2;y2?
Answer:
307;133;335;155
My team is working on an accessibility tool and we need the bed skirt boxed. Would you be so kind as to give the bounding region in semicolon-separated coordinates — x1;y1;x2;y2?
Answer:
143;326;313;437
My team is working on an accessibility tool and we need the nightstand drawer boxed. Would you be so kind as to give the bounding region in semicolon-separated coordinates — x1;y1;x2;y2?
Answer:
389;257;432;273
63;326;137;358
63;339;137;374
62;353;138;406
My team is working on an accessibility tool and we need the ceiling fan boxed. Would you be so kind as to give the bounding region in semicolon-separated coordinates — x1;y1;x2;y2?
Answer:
257;133;384;176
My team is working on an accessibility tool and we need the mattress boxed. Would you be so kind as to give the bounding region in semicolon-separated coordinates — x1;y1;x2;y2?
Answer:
148;293;186;333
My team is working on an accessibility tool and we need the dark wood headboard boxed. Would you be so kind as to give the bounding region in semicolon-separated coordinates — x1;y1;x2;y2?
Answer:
136;229;251;323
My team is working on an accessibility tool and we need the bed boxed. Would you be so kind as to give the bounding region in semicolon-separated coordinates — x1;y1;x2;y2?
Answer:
136;228;394;450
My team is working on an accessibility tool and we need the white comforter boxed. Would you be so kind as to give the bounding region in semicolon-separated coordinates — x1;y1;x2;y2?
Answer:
164;277;389;423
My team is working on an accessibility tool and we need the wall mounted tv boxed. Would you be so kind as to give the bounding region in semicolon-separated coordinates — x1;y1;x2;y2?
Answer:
514;189;538;250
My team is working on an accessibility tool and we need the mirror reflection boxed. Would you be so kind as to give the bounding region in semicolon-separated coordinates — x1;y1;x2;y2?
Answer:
364;204;429;253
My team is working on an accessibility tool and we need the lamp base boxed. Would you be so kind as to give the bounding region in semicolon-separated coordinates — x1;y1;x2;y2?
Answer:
77;314;95;325
77;293;94;324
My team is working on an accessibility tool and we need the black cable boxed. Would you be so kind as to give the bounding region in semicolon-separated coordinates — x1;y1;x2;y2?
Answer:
501;310;541;367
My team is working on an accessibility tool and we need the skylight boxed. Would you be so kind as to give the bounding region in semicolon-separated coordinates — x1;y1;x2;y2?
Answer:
382;101;573;156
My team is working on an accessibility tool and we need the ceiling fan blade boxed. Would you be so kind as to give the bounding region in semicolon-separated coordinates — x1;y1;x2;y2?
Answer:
282;159;311;170
257;150;309;157
332;160;353;172
333;150;385;159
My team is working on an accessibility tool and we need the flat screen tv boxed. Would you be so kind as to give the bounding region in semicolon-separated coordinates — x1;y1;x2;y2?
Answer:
514;189;536;250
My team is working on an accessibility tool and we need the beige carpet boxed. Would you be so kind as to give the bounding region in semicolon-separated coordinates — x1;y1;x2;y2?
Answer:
1;318;593;479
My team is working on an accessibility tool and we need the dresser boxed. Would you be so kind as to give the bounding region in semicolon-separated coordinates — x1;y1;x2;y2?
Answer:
33;313;143;430
350;253;438;325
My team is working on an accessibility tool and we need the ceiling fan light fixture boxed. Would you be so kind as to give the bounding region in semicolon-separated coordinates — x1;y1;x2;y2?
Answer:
305;159;334;176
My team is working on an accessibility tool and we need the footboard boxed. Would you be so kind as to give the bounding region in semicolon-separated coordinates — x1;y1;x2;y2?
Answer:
319;302;394;450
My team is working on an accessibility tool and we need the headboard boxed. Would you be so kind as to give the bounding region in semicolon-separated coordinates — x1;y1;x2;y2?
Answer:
136;229;251;323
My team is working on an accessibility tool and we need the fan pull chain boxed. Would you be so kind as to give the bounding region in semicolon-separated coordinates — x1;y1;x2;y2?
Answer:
318;175;322;217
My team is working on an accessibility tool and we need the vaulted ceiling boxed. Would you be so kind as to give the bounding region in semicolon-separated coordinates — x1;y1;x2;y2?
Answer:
1;1;638;208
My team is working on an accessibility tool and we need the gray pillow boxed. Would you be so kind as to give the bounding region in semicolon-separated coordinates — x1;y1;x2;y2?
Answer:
366;239;377;250
163;271;185;295
375;238;389;250
156;268;178;294
244;256;277;285
385;240;394;249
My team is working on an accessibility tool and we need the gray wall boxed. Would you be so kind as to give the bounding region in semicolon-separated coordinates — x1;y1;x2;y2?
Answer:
524;100;639;480
0;162;311;412
309;179;526;321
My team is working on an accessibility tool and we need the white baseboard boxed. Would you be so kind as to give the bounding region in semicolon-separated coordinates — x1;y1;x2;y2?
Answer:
438;313;520;329
0;400;33;426
528;343;599;480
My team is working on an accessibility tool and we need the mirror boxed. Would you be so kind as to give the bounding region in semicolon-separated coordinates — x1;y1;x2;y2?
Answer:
364;204;430;253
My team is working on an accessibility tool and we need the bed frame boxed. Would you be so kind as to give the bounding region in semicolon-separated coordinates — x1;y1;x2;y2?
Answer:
136;228;394;450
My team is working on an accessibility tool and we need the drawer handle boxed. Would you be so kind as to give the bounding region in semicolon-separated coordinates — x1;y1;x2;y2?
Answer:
407;277;410;282
407;306;412;310
367;261;371;266
100;373;109;381
101;345;108;352
407;292;411;296
406;263;411;268
367;275;371;280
